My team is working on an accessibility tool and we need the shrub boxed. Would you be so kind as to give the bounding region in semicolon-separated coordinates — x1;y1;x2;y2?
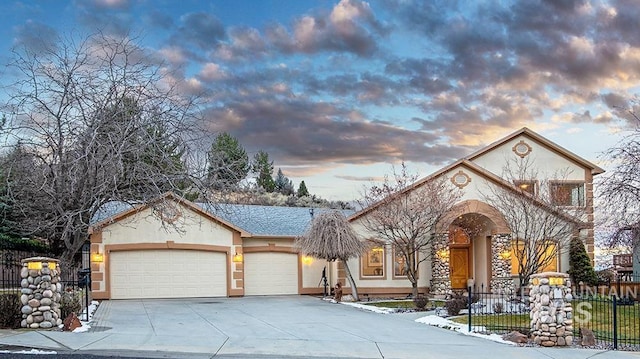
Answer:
445;294;467;316
493;302;504;314
413;295;429;310
60;290;83;320
0;293;21;328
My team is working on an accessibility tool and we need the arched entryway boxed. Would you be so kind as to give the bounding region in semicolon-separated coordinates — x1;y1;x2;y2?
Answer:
431;200;515;295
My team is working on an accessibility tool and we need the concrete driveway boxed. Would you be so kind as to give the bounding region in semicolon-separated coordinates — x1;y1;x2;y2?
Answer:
0;295;638;358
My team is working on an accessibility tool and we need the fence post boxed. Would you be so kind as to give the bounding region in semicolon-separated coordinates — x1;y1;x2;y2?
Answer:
612;295;618;350
468;286;472;333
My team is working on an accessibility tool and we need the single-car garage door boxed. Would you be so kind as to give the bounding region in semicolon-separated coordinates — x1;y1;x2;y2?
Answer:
110;250;227;299
244;252;298;295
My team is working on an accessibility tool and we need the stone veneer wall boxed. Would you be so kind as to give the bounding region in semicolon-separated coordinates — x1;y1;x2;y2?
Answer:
490;233;515;293
529;272;573;347
431;233;451;296
20;257;63;329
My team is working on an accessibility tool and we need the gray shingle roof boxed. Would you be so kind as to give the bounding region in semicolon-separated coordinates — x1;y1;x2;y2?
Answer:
92;200;354;238
201;204;354;237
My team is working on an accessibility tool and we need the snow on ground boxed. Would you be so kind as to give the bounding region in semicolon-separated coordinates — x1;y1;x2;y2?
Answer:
415;315;516;345
0;348;57;355
72;300;100;333
332;298;515;345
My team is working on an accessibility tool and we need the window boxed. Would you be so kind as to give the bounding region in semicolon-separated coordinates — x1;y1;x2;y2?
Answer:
510;241;558;275
550;182;585;206
393;247;416;277
362;247;384;277
514;180;536;196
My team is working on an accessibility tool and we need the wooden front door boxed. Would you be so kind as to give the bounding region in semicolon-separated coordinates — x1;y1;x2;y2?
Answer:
450;247;469;289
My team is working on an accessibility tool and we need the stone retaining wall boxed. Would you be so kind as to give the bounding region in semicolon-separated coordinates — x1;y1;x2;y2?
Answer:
20;257;63;329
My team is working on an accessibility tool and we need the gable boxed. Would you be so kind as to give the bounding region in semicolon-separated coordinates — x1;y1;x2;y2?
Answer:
466;128;604;178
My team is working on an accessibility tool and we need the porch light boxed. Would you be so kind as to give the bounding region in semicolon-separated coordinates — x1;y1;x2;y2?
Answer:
91;252;104;263
436;248;450;260
499;250;512;260
301;255;313;265
372;247;384;253
232;252;243;263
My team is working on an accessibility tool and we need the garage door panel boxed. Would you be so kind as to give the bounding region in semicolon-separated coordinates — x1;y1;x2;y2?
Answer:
244;253;298;295
110;250;227;299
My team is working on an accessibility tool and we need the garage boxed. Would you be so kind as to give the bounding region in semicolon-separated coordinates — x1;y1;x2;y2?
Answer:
110;250;227;299
243;252;298;295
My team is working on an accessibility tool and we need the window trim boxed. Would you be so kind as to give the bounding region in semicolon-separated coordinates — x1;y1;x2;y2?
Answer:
392;247;418;279
549;181;586;207
360;246;386;279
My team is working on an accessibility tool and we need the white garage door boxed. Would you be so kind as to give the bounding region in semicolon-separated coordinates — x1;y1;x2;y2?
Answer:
244;252;298;295
110;250;227;299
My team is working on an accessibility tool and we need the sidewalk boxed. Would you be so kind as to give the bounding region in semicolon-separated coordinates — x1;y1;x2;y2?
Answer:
0;296;638;358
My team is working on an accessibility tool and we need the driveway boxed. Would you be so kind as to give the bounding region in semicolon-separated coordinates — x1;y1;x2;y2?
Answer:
0;296;637;358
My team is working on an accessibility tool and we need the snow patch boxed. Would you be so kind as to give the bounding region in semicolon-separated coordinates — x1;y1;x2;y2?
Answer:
415;315;516;345
0;348;57;355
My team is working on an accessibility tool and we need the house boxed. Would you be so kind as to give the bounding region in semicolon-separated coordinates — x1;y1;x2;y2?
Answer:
88;127;603;299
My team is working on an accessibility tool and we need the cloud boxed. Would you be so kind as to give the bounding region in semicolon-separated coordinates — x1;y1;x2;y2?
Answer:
170;12;225;51
12;21;58;52
335;175;384;182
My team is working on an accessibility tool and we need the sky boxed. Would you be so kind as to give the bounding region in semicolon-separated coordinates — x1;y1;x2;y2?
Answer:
1;0;639;201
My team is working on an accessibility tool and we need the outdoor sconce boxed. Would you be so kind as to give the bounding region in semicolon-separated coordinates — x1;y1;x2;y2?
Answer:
436;248;450;260
549;277;564;286
301;255;313;265
91;252;104;263
232;252;243;263
499;250;512;260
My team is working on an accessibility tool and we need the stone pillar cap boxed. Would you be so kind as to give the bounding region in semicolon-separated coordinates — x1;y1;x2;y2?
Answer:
530;272;568;278
21;257;60;264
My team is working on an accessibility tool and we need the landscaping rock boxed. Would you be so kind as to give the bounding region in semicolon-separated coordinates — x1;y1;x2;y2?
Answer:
503;331;528;344
580;328;596;346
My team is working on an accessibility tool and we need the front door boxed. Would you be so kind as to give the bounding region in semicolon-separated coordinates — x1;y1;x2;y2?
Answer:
450;247;469;289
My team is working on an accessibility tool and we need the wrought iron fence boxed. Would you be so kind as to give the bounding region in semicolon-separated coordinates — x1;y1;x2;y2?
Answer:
465;289;531;334
572;290;640;350
0;249;91;321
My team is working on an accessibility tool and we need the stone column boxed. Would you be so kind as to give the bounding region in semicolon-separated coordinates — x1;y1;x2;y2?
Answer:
20;257;63;329
529;272;574;347
431;233;451;296
490;233;515;293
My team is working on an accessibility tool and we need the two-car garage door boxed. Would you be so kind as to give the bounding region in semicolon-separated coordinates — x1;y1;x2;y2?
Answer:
110;250;227;299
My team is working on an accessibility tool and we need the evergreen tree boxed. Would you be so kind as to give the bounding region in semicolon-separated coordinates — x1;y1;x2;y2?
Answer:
275;168;294;195
253;150;275;192
207;132;249;189
297;180;309;197
568;237;599;286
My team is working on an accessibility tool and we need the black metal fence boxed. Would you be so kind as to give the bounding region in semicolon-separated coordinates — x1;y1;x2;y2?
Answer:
462;285;640;351
573;289;640;350
465;289;531;334
0;249;91;321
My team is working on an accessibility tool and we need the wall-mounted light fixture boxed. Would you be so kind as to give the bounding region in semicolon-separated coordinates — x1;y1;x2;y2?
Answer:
436;248;450;260
301;255;314;265
232;252;243;263
499;250;512;260
91;252;104;263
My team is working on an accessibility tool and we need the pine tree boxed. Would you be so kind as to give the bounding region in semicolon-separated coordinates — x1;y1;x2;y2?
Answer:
568;237;599;286
297;180;309;197
253;150;275;192
275;168;294;195
207;132;249;189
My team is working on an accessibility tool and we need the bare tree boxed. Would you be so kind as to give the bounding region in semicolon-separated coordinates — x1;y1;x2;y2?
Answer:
295;210;367;301
0;33;209;263
482;157;582;290
355;163;463;298
599;110;640;271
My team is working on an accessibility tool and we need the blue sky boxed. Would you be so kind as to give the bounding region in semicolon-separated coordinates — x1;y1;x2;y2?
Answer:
1;0;638;201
